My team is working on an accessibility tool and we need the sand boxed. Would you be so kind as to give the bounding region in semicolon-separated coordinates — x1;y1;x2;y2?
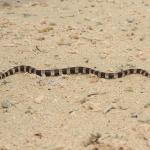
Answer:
0;0;150;150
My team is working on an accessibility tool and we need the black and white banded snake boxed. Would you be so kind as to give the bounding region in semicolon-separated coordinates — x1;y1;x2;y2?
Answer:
0;65;149;80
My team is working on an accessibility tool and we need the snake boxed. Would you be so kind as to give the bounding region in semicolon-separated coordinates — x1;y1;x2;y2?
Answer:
0;65;149;80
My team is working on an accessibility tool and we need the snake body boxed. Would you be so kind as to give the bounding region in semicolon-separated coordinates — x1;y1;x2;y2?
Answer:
0;65;149;80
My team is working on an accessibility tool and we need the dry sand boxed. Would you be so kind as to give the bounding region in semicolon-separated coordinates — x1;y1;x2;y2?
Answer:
0;0;150;150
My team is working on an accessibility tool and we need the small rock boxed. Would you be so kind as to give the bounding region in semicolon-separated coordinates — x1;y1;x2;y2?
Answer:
138;110;150;123
36;37;45;41
148;138;150;147
34;95;44;104
25;106;35;114
34;132;43;139
49;22;57;26
126;17;135;23
80;98;89;104
30;2;38;6
96;21;103;25
67;26;73;30
124;87;134;92
0;146;8;150
89;76;99;83
131;112;138;118
144;103;150;108
87;26;93;30
69;34;79;39
2;2;10;7
91;4;95;7
57;38;71;46
139;36;144;41
48;77;64;86
23;13;32;17
40;20;47;25
87;92;99;97
38;26;53;33
104;105;116;114
83;102;102;111
1;99;12;109
83;133;101;147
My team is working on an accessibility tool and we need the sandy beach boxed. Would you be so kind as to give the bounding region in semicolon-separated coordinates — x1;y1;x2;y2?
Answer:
0;0;150;150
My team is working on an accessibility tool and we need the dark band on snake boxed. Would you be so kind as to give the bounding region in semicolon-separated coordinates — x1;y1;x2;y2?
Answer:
0;65;149;80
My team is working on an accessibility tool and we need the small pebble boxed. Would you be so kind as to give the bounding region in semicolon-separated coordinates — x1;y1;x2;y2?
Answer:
23;13;32;17
80;98;89;104
25;106;35;114
34;132;43;139
131;112;138;118
69;34;79;39
34;95;44;104
144;103;150;108
96;21;103;25
138;111;150;123
2;2;10;7
0;146;8;150
57;38;71;46
48;77;63;86
139;36;144;41
124;87;134;92
89;76;99;83
49;22;57;26
1;99;12;109
40;20;47;25
87;92;99;97
30;3;38;6
36;37;45;41
104;105;116;114
87;26;93;30
38;26;53;33
148;138;150;147
83;133;101;147
126;17;135;23
91;4;95;7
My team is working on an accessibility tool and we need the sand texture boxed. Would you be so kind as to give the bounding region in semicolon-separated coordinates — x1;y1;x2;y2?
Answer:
0;0;150;150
